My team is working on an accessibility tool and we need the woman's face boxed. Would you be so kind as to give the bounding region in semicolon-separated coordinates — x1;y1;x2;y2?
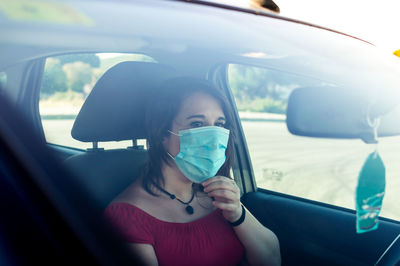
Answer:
163;91;226;157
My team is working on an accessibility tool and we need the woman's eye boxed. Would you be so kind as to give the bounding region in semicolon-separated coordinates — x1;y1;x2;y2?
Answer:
190;121;203;128
214;122;226;127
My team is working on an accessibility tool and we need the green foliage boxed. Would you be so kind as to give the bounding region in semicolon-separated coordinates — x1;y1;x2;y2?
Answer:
58;54;100;67
99;54;155;73
62;61;93;93
236;97;287;114
228;64;321;114
228;64;294;114
40;53;151;98
40;58;67;98
229;64;294;101
41;54;101;96
49;90;84;101
0;72;6;88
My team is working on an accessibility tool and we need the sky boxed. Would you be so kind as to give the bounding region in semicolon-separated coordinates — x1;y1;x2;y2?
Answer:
275;0;400;54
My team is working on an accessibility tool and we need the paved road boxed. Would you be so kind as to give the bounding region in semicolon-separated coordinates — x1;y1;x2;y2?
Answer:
42;119;400;221
242;121;400;221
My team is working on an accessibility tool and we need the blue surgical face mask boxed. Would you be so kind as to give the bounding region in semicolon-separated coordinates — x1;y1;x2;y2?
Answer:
168;126;230;183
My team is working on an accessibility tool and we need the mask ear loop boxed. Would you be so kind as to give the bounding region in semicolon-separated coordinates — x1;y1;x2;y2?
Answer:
168;130;182;137
166;130;182;160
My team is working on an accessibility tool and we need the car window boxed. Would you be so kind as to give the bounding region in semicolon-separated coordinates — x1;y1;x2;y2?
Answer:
228;63;400;221
39;53;153;150
0;71;6;88
0;71;6;97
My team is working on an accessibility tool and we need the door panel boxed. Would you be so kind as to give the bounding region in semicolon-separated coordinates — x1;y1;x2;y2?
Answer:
242;190;400;265
48;143;84;160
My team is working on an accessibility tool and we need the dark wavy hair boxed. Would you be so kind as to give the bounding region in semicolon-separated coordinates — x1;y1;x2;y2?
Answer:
142;77;236;194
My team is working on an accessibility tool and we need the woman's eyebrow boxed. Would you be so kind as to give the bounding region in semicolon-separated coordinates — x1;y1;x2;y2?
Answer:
186;114;205;120
186;115;226;120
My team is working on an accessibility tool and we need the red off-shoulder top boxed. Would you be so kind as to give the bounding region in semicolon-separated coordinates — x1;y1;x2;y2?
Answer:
104;202;244;266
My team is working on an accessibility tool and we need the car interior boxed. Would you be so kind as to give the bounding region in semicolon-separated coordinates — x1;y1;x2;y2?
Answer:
1;0;400;265
0;52;398;266
55;58;400;265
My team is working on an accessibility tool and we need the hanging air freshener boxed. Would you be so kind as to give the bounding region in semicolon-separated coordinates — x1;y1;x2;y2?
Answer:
355;115;385;234
355;150;385;233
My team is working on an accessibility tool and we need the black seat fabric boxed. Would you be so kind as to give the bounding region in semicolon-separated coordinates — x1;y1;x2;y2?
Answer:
72;61;177;142
66;149;148;208
65;61;177;209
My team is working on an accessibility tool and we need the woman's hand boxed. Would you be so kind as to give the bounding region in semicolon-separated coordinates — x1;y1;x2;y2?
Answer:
202;176;242;223
203;176;281;265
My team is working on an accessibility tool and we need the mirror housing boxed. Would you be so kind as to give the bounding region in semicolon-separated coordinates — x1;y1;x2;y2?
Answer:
286;86;400;143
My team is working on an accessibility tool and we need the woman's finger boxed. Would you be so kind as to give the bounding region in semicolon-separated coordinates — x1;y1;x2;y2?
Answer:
207;189;239;202
212;201;241;214
203;179;239;193
203;182;237;193
212;196;233;203
202;175;232;186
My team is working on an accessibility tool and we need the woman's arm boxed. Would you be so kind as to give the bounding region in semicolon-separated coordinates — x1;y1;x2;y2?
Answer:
202;176;281;266
128;243;159;266
232;206;281;266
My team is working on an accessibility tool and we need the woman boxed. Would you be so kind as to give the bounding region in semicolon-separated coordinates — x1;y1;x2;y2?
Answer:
104;77;281;266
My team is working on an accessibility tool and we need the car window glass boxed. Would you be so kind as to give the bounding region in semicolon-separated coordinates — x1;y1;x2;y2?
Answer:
39;53;153;150
0;71;6;97
0;72;6;88
228;63;400;221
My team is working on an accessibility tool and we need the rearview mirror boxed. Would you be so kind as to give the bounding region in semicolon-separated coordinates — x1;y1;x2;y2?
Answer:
286;86;400;143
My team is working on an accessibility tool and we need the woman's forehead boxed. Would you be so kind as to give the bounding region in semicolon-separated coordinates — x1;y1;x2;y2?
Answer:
177;92;225;119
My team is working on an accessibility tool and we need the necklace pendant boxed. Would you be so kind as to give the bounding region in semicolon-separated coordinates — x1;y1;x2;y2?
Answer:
185;205;194;215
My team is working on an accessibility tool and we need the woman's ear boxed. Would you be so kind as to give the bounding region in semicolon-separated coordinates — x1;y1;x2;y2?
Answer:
162;129;180;157
161;130;170;146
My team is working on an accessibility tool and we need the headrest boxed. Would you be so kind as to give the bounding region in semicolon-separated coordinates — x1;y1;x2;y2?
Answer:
71;61;177;142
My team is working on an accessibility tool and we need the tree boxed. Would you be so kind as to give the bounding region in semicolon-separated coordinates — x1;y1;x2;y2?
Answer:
58;54;100;68
62;62;92;93
40;54;101;97
228;64;316;114
40;58;67;97
0;72;6;88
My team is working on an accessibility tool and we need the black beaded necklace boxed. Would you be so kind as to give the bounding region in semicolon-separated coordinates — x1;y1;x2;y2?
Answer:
152;183;195;215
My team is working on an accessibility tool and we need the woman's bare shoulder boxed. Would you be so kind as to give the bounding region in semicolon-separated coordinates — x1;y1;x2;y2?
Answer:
112;180;145;203
110;179;160;212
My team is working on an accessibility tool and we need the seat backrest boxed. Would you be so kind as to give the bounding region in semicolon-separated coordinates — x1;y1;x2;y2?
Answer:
64;61;177;209
65;149;147;208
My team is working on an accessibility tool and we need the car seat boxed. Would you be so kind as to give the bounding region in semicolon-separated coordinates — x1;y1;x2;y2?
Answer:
64;61;177;209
